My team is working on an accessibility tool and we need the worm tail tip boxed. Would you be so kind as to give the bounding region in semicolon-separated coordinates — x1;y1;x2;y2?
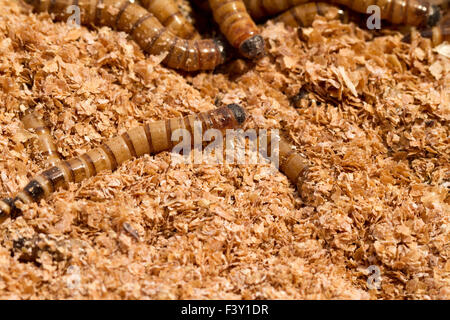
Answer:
0;197;15;223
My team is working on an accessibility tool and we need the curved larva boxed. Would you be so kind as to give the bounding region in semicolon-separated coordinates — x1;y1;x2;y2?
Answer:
22;111;61;167
243;0;441;27
208;0;265;59
272;2;349;28
24;0;227;71
0;104;246;221
138;0;201;39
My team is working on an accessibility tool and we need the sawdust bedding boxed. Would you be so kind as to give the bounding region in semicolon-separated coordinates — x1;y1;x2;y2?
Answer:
0;0;448;299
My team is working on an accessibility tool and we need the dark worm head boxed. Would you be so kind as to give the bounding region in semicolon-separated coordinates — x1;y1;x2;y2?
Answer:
227;104;246;125
239;35;265;60
427;5;441;27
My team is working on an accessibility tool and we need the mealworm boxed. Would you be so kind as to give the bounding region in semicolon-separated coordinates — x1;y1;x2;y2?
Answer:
272;2;349;28
330;0;441;27
261;132;310;192
278;137;309;192
138;0;200;39
208;0;265;59
0;104;247;221
242;0;441;27
23;0;227;71
22;111;61;167
402;14;449;46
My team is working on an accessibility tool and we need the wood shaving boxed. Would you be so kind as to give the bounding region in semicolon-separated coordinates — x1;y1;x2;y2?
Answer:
0;1;448;299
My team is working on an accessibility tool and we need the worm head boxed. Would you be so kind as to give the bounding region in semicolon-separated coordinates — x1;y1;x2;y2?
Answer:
226;103;246;125
239;35;266;60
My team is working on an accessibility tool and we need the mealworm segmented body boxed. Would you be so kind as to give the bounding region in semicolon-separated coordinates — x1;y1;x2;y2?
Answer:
138;0;200;39
24;0;227;71
278;137;309;192
331;0;441;27
261;133;310;192
272;2;349;28
243;0;441;27
208;0;265;59
0;104;247;221
22;111;61;167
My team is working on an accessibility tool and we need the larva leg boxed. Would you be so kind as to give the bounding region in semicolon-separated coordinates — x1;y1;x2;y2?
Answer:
138;0;201;39
22;111;61;167
23;0;227;71
429;17;450;46
208;0;265;59
0;104;246;221
272;2;348;28
402;14;450;46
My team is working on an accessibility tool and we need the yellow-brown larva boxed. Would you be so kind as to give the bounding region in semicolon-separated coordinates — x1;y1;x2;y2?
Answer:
208;0;265;59
0;104;247;221
23;0;227;71
22;111;61;167
278;137;309;192
242;0;441;27
261;132;310;192
272;2;349;28
403;14;450;46
330;0;441;27
138;0;201;39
